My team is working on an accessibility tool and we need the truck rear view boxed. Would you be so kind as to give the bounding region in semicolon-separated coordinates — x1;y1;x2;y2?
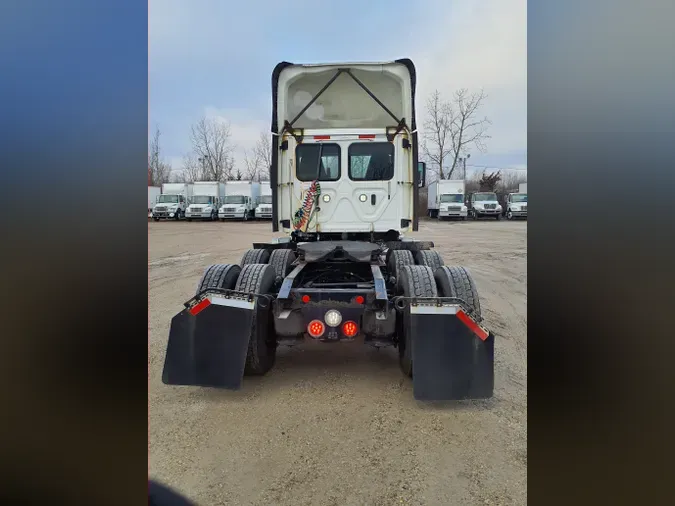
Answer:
161;60;495;401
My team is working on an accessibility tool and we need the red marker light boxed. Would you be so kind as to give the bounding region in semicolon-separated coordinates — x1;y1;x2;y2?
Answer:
355;295;365;304
307;319;325;337
313;135;330;140
358;134;376;139
342;321;358;337
301;294;310;303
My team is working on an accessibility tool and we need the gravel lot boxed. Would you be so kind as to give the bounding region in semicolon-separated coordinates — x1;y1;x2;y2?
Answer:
149;219;527;505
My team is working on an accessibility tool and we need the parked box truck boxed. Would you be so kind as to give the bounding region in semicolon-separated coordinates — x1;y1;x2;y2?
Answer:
148;186;161;218
427;180;467;220
186;182;226;221
152;183;193;221
219;181;261;221
503;183;527;220
256;181;273;219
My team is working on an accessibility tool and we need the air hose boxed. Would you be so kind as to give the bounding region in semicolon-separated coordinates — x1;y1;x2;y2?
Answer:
293;181;321;230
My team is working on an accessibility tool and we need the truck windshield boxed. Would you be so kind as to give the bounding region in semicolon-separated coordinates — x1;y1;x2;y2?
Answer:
296;144;340;181
192;196;213;204
475;193;497;201
512;194;527;202
440;194;463;203
348;142;394;181
224;195;246;204
158;195;179;203
260;196;272;204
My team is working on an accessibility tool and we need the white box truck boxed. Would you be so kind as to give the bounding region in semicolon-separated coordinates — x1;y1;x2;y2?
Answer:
219;181;261;221
152;183;193;221
186;182;226;221
427;180;468;220
504;183;527;220
148;186;161;218
256;181;273;219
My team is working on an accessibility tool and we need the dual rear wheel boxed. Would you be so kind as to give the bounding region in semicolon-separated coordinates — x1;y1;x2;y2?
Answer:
195;248;297;376
389;249;482;377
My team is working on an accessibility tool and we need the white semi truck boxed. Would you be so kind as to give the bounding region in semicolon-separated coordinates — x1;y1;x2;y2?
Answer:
152;183;193;221
218;181;260;221
162;59;494;402
186;182;226;221
427;179;467;220
148;186;161;218
256;182;273;219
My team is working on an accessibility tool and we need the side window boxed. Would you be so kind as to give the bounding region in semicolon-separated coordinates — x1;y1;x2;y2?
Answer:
296;143;340;181
348;142;394;181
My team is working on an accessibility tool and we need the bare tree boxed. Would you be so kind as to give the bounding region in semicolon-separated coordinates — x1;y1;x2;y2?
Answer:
243;132;272;182
422;89;491;180
172;154;201;183
188;117;235;181
148;126;172;186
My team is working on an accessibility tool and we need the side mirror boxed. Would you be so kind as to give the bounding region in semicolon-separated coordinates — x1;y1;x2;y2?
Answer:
417;161;426;188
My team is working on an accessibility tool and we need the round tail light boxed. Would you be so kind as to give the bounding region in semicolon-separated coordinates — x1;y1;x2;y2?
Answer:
307;319;325;338
342;321;358;338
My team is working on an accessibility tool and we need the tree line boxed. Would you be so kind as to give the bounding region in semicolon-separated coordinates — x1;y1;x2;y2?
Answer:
149;87;524;187
147;118;271;186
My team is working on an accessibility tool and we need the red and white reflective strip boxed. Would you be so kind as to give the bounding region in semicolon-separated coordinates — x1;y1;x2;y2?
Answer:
188;295;255;316
312;133;378;140
409;304;489;341
456;309;489;341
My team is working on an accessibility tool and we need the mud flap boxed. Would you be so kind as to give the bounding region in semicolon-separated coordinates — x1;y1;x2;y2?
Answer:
161;296;255;389
410;305;494;401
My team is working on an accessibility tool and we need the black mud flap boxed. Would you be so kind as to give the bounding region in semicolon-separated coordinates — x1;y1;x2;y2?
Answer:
410;305;494;401
161;296;255;389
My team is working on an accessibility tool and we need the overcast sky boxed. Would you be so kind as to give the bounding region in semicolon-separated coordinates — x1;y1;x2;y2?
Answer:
149;0;526;177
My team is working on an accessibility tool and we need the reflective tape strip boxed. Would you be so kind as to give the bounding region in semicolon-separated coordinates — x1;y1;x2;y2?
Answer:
208;296;255;310
410;305;459;315
456;309;489;341
189;298;211;316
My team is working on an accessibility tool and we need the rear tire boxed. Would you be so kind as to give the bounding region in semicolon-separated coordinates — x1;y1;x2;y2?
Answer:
398;265;438;377
235;264;277;375
153;217;160;222
434;266;482;317
268;249;296;283
414;249;444;272
195;264;241;296
240;248;271;267
387;249;415;292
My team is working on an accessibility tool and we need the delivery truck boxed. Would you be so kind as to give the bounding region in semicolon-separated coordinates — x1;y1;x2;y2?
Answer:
427;179;467;220
152;183;193;221
256;181;273;219
186;182;226;221
219;181;261;221
148;186;161;218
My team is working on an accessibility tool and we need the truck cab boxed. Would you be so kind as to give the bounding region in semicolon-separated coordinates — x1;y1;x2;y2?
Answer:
257;194;273;219
153;193;186;221
186;195;220;221
504;192;527;220
219;194;254;220
272;62;417;238
467;192;502;220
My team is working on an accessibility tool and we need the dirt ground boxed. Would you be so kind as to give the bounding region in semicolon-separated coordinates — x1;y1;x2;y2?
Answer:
149;218;527;505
